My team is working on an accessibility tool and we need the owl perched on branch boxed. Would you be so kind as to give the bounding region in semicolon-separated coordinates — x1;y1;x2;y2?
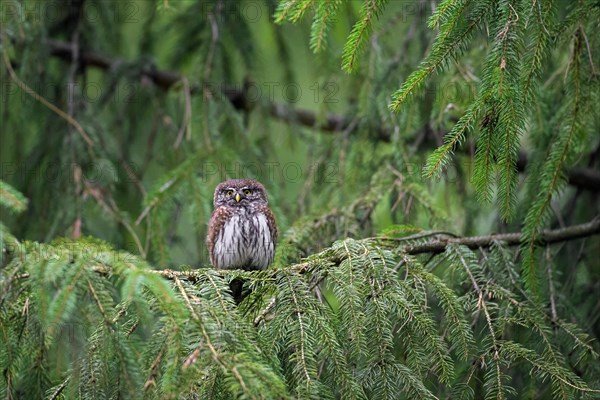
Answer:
207;179;277;272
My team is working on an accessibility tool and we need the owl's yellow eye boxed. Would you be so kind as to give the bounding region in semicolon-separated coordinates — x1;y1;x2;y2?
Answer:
243;189;252;195
226;190;234;196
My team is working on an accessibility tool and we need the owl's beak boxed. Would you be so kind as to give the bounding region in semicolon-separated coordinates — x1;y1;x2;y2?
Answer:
235;193;241;202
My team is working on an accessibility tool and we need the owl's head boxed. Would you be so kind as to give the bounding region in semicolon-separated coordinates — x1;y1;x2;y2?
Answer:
213;179;269;208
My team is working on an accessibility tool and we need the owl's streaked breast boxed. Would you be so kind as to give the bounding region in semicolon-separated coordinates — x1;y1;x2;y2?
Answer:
212;209;275;270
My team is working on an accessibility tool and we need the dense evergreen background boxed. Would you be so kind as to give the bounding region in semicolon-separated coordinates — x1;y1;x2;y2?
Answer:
1;0;599;398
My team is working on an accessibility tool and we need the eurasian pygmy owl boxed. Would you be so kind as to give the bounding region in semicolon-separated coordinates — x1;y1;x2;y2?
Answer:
207;179;277;270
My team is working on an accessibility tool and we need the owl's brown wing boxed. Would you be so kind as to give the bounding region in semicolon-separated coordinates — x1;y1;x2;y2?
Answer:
207;206;230;268
259;204;278;246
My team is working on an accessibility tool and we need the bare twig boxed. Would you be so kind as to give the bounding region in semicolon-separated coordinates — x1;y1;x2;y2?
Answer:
400;218;600;255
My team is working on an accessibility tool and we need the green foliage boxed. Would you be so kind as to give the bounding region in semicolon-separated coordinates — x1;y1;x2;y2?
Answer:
340;0;389;73
388;0;494;111
423;100;482;179
2;229;598;398
1;0;599;398
309;1;344;53
521;21;594;293
0;180;28;214
280;0;599;262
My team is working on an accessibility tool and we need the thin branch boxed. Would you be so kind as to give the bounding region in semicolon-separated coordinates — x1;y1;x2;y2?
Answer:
11;218;599;284
43;39;600;192
3;39;95;148
399;217;600;255
515;150;600;193
545;247;558;325
47;377;70;400
150;219;600;279
253;296;276;327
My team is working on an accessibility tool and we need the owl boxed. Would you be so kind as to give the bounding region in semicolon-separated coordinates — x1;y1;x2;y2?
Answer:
207;179;277;270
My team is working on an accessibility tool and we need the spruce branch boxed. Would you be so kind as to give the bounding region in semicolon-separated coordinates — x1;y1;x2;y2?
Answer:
172;275;254;394
399;217;600;255
450;245;504;394
8;219;598;286
46;377;70;400
145;218;600;280
43;40;600;192
2;223;599;397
